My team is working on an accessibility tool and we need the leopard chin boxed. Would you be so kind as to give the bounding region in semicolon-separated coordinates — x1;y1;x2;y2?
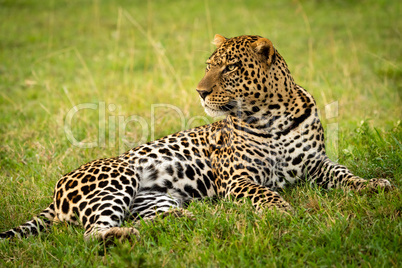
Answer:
204;106;230;117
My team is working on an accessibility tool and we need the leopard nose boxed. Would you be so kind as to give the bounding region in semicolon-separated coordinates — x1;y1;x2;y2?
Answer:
196;89;212;100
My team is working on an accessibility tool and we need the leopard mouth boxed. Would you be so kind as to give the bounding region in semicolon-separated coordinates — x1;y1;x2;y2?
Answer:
201;99;238;117
220;101;237;111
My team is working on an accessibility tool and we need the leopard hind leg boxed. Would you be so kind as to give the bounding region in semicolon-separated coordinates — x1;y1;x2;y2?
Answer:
130;191;195;223
82;193;139;242
83;191;193;242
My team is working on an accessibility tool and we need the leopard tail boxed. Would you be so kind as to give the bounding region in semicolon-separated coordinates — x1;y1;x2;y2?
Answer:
0;203;56;239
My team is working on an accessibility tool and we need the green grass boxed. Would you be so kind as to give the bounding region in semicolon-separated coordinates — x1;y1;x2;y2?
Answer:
0;0;401;267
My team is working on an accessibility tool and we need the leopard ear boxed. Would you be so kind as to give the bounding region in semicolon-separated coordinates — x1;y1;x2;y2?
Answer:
213;34;227;48
252;38;276;66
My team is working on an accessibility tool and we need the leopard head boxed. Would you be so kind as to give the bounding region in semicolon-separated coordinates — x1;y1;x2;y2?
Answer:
197;34;293;120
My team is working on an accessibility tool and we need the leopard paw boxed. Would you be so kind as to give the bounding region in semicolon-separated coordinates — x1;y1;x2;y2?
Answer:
367;178;393;191
357;178;394;192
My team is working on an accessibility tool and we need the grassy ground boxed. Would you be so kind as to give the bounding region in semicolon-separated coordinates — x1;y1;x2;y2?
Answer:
0;0;401;267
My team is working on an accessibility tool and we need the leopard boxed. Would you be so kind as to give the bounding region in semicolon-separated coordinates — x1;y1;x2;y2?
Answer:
0;34;392;242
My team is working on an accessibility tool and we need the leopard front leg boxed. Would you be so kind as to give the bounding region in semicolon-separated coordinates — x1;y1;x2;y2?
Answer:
309;156;393;192
210;129;294;214
216;175;293;213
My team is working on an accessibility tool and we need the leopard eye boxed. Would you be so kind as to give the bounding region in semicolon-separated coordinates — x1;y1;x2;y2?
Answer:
227;65;236;71
224;64;237;73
